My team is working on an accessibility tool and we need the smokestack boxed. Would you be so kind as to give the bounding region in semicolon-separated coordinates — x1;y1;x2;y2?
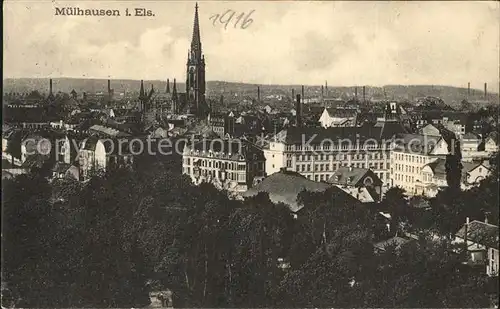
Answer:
301;85;305;103
467;82;470;97
325;81;328;95
363;86;366;102
166;79;170;94
296;94;302;127
321;85;324;97
355;86;358;98
292;88;295;100
484;83;487;99
257;86;260;102
49;79;53;95
108;79;111;92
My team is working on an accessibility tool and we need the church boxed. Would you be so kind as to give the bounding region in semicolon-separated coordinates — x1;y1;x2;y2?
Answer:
140;3;209;128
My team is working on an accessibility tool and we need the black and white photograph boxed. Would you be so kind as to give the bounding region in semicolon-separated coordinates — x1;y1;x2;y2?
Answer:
2;0;499;307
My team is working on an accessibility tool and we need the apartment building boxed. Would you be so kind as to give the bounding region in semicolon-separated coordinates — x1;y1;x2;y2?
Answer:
264;117;406;185
182;139;265;192
390;133;449;195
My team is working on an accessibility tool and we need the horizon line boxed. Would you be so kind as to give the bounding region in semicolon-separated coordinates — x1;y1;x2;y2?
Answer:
3;76;498;93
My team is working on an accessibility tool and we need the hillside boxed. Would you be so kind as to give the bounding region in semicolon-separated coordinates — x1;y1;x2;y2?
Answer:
3;78;499;106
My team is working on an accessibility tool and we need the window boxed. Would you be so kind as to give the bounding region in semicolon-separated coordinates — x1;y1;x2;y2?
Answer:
315;175;319;182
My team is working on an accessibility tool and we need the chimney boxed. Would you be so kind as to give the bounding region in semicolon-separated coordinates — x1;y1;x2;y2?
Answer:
301;85;305;103
257;86;260;102
107;79;111;92
325;81;328;95
296;94;302;127
363;86;366;102
292;88;295;100
321;85;324;98
355;86;358;98
467;82;470;97
49;78;53;95
484;83;487;99
166;79;170;94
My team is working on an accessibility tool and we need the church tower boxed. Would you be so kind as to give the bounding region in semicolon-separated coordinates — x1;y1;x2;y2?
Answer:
186;3;206;116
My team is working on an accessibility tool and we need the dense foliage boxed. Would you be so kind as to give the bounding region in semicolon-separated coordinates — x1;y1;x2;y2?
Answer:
2;154;498;307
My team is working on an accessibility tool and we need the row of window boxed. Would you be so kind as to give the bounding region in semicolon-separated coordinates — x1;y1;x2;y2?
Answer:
393;173;415;183
184;167;246;183
293;152;387;161
394;163;418;174
394;152;427;164
284;143;381;151
184;158;252;171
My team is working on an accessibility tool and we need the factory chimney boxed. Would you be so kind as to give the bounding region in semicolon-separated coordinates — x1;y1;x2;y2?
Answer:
301;85;305;103
484;83;487;99
257;86;260;102
467;82;470;97
363;86;366;103
49;79;53;95
296;94;302;127
355;86;358;98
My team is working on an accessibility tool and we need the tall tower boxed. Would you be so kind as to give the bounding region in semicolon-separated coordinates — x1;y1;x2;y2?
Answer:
186;2;206;116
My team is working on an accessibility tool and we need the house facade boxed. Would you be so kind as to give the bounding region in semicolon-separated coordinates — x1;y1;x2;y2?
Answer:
182;139;266;193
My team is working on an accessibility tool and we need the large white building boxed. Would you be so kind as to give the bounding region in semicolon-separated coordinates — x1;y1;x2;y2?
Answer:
390;133;450;195
264;115;407;185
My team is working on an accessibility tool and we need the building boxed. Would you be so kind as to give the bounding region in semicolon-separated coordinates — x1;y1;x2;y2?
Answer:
454;219;499;277
185;3;207;116
485;131;499;153
326;166;383;202
390;133;449;195
318;107;358;128
182;139;265;193
418;159;491;197
263;113;407;185
78;136;135;180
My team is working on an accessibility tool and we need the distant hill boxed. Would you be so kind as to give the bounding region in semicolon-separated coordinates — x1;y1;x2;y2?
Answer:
3;78;499;106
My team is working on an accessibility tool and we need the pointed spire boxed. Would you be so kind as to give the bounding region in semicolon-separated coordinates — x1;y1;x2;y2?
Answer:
172;78;178;95
166;79;170;93
148;84;154;100
139;80;145;99
191;2;202;56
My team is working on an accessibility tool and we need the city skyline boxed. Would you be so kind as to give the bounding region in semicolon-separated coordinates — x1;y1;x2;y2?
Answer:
3;1;500;92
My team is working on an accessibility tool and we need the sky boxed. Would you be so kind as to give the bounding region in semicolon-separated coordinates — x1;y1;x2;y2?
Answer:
3;1;500;91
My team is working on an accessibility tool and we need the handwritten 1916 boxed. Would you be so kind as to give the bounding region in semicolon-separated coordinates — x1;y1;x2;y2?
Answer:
209;10;255;30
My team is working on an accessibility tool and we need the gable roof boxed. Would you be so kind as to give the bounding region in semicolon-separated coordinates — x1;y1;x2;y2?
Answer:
456;221;499;249
327;167;378;186
423;158;447;178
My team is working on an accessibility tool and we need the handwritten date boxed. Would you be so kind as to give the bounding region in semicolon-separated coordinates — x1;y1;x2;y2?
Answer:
209;10;255;30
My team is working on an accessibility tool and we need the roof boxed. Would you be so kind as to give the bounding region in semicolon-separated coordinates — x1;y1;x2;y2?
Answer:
89;124;131;137
273;123;406;145
373;236;413;251
337;186;376;203
325;107;358;118
327;167;374;186
393;133;443;155
456;221;499;249
242;170;357;212
423;158;447;178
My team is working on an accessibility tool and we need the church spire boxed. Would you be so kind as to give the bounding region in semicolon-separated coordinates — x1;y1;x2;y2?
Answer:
191;2;202;57
139;80;145;99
